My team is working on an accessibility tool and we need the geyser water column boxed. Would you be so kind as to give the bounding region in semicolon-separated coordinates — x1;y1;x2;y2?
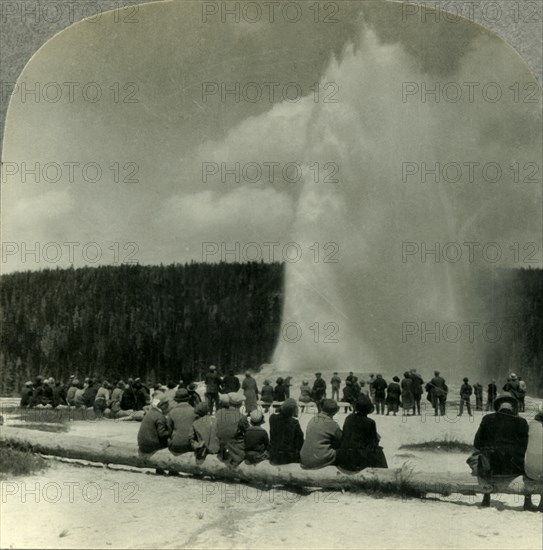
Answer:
273;21;542;377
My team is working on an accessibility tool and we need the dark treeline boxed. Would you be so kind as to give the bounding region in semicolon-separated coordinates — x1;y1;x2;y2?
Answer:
0;263;284;395
485;267;543;394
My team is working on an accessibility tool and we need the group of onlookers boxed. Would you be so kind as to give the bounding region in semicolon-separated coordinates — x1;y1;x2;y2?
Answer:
137;388;388;472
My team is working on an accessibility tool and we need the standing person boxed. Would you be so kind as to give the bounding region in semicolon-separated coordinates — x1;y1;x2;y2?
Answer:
346;372;355;385
299;379;312;403
137;398;171;454
517;377;527;413
472;393;529;508
244;410;269;464
386;376;401;416
204;365;221;415
241;371;259;413
474;382;484;411
409;369;424;416
168;389;196;453
273;377;287;402
368;374;376;403
400;372;414;417
300;399;342;469
371;374;387;415
330;372;341;401
427;370;447;416
342;379;357;406
311;372;327;412
221;370;240;394
260;380;274;412
283;376;292;399
336;395;388;471
458;377;473;417
486;380;497;411
269;398;304;465
503;373;522;401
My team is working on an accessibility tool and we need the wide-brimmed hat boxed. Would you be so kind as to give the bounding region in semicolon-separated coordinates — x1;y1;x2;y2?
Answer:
494;393;518;413
228;392;245;406
321;399;339;415
510;373;518;380
174;388;190;402
355;395;374;415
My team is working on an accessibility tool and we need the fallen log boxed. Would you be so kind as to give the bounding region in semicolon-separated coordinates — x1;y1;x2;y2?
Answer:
1;426;542;497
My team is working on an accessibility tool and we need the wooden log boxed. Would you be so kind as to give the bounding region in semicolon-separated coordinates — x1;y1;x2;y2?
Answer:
1;426;542;496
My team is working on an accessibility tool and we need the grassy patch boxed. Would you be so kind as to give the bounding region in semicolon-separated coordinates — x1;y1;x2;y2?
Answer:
399;438;473;453
0;446;49;478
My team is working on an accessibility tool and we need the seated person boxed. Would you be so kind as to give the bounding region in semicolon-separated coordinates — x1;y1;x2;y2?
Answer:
216;392;249;466
137;398;171;453
168;389;196;453
20;381;33;408
73;382;87;408
190;402;220;460
260;380;274;410
244;410;269;464
273;378;288;402
187;382;202;408
300;399;342;469
336;395;388;471
473;393;529;508
269;398;304;465
299;379;312;403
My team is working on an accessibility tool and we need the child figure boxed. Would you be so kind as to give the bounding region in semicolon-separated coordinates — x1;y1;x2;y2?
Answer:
244;409;269;464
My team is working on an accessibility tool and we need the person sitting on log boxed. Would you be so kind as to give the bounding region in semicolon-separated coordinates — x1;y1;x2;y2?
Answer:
41;378;54;407
386;376;401;416
523;402;543;512
260;380;274;412
244;409;269;465
336;395;388;471
299;379;312;403
52;379;68;408
108;380;125;416
168;388;196;454
274;377;287;402
20;381;33;408
300;399;342;469
73;381;87;408
93;381;111;418
137;397;171;454
66;378;79;406
217;392;249;466
269;398;304;465
472;393;530;508
30;376;45;407
190;402;220;460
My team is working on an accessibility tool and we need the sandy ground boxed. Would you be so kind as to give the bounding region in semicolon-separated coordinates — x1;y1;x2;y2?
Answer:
1;375;543;549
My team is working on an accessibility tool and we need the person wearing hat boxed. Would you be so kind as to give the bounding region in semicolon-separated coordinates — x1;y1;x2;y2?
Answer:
485;380;497;411
218;392;249;466
426;370;448;416
168;388;196;453
386;376;401;416
269;398;304;465
299;379;312;403
244;410;269;464
273;377;287;402
330;372;341;401
300;399;342;469
503;373;522;402
190;402;220;460
409;369;424;416
336;395;388;471
241;371;259;414
371;374;388;415
137;397;171;454
187;382;202;408
311;372;327;412
342;379;356;405
205;365;221;415
458;377;473;417
400;372;414;417
20;381;33;408
473;393;529;508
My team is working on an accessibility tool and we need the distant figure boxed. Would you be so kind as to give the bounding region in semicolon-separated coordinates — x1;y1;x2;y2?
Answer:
120;380;146;411
42;378;54;406
300;399;342;469
244;410;269;464
368;374;376;403
427;370;447;416
220;392;249;466
190;402;220;460
400;372;414;417
110;380;125;414
260;380;274;412
241;371;259;413
82;379;98;408
274;377;288;402
137;398;171;454
311;372;327;411
458;377;473;417
336;395;388;471
269;398;304;465
187;382;202;408
473;393;529;508
485;380;497;411
94;381;111;418
73;382;86;408
345;371;355;385
299;379;312;403
342;379;357;405
503;373;522;403
330;372;341;401
283;376;293;399
517;377;526;412
168;389;196;453
66;379;79;406
386;376;401;416
221;370;240;394
20;381;33;408
204;365;221;415
31;376;44;407
473;382;484;411
353;377;363;398
409;369;424;415
371;374;387;415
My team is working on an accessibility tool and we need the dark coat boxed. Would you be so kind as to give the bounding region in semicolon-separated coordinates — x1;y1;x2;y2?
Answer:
312;378;327;402
261;385;274;403
190;415;220;459
82;386;97;408
336;413;387;471
487;383;497;399
244;425;269;464
460;383;473;399
410;373;424;397
386;382;401;404
20;388;33;407
120;385;146;410
343;385;357;404
371;378;388;399
473;411;529;476
221;375;240;393
168;402;196;453
137;408;171;453
269;413;304;465
205;372;221;394
273;384;288;402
